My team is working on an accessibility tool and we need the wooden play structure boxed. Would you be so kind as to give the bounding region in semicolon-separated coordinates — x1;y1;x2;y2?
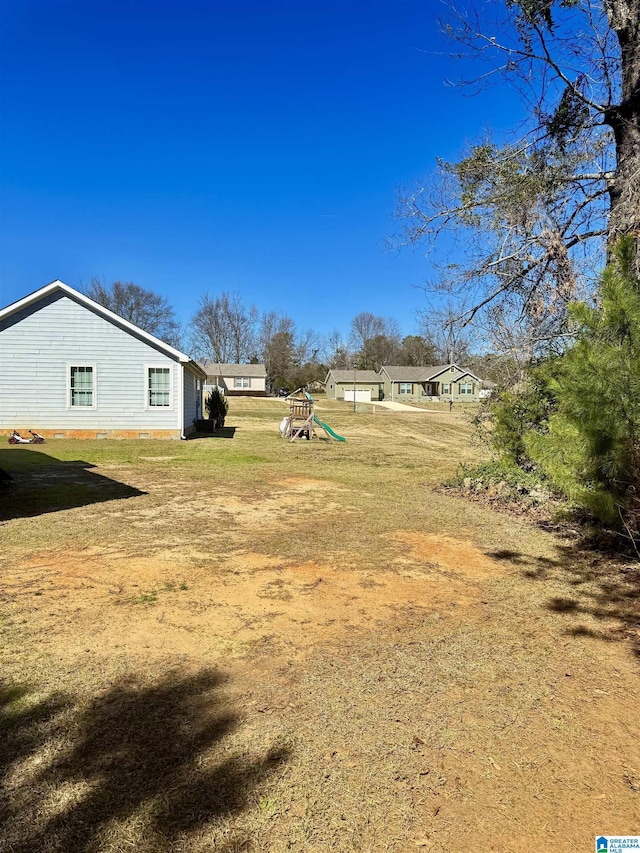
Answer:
280;389;346;442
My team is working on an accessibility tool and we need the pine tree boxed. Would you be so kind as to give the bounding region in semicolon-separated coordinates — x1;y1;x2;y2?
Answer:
526;238;640;534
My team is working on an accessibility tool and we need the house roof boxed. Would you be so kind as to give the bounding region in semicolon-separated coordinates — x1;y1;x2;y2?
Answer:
0;280;207;378
326;369;383;384
200;362;267;378
381;363;483;382
380;365;444;382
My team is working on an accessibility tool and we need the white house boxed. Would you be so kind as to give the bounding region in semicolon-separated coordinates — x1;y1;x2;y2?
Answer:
0;280;207;439
199;362;267;396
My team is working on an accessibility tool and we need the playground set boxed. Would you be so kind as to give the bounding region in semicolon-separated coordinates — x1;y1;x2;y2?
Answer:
280;390;346;442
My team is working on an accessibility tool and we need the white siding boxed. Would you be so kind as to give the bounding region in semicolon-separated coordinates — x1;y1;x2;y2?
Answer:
221;374;266;393
0;291;183;431
182;365;201;434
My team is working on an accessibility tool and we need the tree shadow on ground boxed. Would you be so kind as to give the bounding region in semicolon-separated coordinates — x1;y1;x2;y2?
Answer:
0;670;290;852
487;542;640;658
0;448;146;521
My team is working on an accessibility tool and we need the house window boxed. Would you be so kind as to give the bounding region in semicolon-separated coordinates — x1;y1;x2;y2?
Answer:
234;377;250;388
399;383;412;395
442;383;450;394
147;367;171;407
460;382;473;395
69;366;95;407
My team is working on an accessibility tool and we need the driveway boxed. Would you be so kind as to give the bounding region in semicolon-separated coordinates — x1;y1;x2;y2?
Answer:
371;400;437;413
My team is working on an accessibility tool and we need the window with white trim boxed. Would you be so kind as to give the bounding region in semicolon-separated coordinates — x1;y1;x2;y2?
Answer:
460;382;473;395
69;366;95;407
442;383;450;394
147;367;171;407
234;377;250;388
399;382;412;394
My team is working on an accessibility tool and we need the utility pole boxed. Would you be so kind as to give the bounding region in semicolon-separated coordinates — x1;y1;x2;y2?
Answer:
353;364;357;413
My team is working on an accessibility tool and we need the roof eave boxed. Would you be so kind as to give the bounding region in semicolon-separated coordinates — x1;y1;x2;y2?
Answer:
0;280;195;364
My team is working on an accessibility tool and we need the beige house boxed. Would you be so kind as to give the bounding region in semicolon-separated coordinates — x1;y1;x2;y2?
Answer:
325;369;384;402
380;364;484;402
200;362;267;396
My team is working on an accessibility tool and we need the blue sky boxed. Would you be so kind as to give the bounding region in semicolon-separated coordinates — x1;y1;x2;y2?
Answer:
0;0;521;340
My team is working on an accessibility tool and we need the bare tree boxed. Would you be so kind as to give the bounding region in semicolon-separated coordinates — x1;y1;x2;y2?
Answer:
394;0;640;333
396;334;438;366
190;292;258;363
419;301;480;364
349;312;401;370
86;278;182;348
258;311;296;381
225;293;258;363
293;328;320;368
320;329;353;370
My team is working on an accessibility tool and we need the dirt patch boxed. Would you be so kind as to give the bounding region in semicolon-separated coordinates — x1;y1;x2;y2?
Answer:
274;476;346;490
392;531;507;580
5;537;496;667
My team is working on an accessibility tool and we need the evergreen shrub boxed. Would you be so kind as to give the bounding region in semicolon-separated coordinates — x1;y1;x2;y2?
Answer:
526;238;640;537
205;387;229;428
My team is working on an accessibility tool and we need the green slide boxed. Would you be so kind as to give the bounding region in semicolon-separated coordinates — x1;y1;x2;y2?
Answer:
314;415;346;442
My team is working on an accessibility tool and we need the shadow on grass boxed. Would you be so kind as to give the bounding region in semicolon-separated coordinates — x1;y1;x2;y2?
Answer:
488;543;640;657
0;448;146;521
188;426;237;440
0;670;290;853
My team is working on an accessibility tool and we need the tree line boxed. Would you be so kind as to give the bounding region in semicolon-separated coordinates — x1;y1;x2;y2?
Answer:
84;277;502;390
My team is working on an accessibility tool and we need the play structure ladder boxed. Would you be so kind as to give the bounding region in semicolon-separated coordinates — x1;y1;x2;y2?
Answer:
283;390;346;442
288;396;315;441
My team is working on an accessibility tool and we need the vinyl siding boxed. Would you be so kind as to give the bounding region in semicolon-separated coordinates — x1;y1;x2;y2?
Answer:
437;369;479;400
381;368;481;401
207;374;266;393
225;375;265;392
0;291;184;431
182;365;201;434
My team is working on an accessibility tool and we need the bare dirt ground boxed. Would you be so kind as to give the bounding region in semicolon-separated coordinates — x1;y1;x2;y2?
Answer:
1;400;639;852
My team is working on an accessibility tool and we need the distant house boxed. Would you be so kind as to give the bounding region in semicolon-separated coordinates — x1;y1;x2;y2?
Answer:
379;364;484;402
0;280;206;439
325;369;384;403
478;379;497;399
200;362;267;396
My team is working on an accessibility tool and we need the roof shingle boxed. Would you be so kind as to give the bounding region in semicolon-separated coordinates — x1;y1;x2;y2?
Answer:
200;362;267;378
327;369;383;383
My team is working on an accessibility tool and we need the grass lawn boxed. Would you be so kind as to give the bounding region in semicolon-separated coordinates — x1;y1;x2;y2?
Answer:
1;398;639;852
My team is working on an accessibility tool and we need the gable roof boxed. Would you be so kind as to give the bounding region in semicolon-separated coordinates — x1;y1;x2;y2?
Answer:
380;363;483;383
429;364;483;382
380;365;446;382
326;369;382;384
199;361;267;378
0;280;207;378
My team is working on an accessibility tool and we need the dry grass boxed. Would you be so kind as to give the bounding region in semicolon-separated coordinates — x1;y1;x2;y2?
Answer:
1;398;639;852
